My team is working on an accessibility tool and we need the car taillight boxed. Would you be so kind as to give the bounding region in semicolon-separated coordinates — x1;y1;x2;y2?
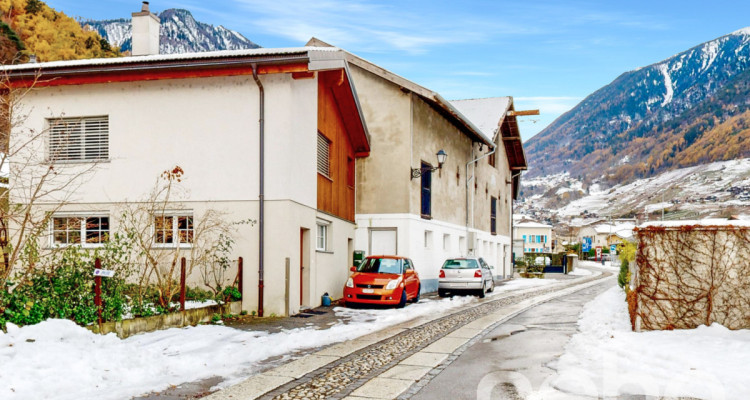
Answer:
474;269;482;278
439;270;445;278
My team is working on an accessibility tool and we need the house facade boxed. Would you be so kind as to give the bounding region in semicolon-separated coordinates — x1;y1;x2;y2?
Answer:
513;222;553;253
6;45;370;317
334;47;526;291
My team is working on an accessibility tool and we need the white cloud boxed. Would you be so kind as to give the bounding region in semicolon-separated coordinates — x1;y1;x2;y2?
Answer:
225;0;487;53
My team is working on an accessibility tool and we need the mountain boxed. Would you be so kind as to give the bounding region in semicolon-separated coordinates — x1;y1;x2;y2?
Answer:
525;28;750;185
84;8;260;54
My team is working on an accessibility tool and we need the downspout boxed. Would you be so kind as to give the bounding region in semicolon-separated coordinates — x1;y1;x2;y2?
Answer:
508;171;521;277
251;63;265;317
465;144;496;255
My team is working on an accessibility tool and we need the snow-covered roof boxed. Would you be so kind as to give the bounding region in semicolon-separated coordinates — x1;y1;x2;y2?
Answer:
516;222;552;229
2;46;339;71
639;219;750;229
594;223;635;235
450;97;512;141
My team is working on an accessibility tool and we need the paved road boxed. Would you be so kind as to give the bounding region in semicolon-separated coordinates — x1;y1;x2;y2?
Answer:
410;279;614;400
200;270;610;400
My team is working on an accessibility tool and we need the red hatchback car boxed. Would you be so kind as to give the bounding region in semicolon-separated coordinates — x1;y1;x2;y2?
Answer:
343;256;421;308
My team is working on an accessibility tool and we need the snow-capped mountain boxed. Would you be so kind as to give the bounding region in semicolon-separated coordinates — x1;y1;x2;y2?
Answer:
525;28;750;182
84;8;260;54
520;28;750;218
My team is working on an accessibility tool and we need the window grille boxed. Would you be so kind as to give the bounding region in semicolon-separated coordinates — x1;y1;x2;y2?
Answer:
48;116;109;161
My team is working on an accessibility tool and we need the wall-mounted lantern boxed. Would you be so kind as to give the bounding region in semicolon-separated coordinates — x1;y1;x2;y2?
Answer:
411;149;447;180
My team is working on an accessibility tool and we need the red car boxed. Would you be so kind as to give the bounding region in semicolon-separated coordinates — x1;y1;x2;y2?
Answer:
343;255;421;308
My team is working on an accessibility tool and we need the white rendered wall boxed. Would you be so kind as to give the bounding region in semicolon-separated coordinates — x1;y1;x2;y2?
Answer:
12;74;317;207
10;73;339;316
355;213;511;292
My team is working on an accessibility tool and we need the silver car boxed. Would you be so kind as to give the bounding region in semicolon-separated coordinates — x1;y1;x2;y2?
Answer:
438;257;495;298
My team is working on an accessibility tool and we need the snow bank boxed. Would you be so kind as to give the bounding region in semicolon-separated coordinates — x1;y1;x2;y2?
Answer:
552;286;750;399
0;296;476;400
567;268;592;276
578;260;619;272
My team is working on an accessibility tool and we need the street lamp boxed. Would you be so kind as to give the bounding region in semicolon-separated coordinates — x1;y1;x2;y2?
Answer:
410;150;447;180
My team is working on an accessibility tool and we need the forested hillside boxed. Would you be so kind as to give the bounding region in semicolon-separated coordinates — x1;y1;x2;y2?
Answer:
0;0;118;64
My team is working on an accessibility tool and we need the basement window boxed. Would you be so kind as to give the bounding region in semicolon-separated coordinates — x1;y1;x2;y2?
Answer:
154;214;193;247
51;215;109;246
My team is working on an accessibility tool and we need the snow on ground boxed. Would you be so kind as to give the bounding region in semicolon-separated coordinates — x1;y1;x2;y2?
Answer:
0;273;587;400
551;286;750;399
567;268;592;276
488;276;557;294
0;295;479;400
578;259;619;272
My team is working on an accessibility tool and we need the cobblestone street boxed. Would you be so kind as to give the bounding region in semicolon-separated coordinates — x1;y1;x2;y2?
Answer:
206;269;610;400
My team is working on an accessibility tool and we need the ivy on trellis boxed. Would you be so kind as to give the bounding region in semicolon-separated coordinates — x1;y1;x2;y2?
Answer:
631;224;750;331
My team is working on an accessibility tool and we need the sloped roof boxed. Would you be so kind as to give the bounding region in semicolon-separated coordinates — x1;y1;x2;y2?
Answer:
451;97;527;171
450;97;511;140
516;222;552;229
2;46;339;71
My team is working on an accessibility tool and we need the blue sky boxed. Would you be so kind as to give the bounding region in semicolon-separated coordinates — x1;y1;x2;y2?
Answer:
48;0;750;140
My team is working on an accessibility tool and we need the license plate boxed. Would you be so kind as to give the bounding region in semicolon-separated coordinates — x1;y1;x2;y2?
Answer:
452;283;468;288
362;288;374;294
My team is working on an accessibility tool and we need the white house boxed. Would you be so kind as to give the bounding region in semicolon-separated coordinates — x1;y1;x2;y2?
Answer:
6;8;372;317
513;221;553;253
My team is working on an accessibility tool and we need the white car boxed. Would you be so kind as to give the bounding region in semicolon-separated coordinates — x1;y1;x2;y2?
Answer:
438;257;495;298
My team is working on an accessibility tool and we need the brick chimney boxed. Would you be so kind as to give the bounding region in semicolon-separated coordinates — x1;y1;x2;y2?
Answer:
131;1;160;56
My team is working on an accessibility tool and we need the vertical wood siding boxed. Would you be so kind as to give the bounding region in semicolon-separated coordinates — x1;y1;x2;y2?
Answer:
317;72;356;221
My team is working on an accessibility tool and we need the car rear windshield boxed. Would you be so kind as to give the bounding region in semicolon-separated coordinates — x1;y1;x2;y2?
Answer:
441;259;479;269
357;258;403;274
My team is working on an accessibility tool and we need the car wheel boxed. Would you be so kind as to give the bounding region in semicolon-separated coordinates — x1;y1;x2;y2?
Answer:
488;279;495;293
478;283;486;298
412;285;421;303
397;289;407;308
438;289;447;298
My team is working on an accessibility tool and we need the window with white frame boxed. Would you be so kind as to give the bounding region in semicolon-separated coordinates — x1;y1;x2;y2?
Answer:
154;214;193;246
52;215;109;246
317;132;331;178
48;116;109;161
316;221;329;251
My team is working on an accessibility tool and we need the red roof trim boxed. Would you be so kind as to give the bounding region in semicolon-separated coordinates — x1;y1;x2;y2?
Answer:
10;63;309;88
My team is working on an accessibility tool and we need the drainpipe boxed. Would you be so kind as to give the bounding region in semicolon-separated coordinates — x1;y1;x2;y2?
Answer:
251;63;265;317
508;171;521;276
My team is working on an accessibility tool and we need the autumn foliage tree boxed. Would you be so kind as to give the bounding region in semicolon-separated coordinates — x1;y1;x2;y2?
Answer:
0;0;119;63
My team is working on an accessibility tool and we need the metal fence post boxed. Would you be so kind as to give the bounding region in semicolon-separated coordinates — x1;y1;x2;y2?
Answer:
238;257;243;298
180;257;186;312
94;257;102;327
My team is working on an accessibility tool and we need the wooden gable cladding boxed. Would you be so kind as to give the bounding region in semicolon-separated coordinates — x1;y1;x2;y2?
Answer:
317;70;359;222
